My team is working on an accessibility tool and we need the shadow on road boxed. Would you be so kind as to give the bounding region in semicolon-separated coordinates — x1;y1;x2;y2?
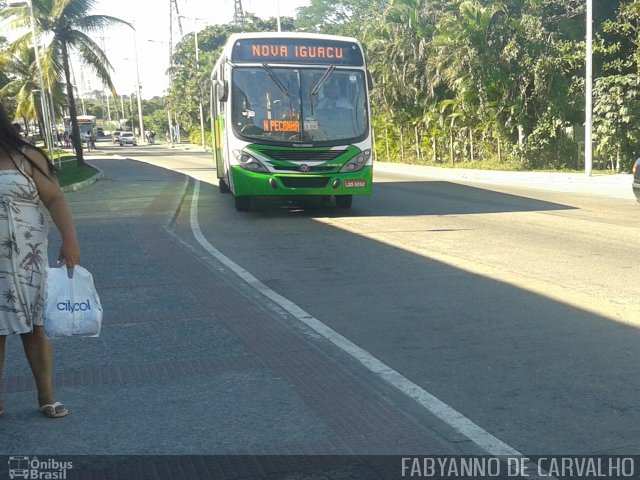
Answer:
232;180;576;217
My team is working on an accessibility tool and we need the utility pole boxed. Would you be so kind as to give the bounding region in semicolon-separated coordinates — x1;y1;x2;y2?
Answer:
168;0;183;145
120;95;125;128
70;61;86;115
132;21;145;143
276;0;281;32
234;0;244;25
585;0;593;176
129;94;134;131
100;31;112;131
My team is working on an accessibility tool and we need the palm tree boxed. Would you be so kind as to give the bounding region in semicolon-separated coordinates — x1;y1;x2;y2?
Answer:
0;42;41;133
3;0;131;165
0;42;65;142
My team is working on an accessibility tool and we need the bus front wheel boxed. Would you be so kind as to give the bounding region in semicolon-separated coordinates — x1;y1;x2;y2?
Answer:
335;195;353;209
219;178;230;193
234;196;252;212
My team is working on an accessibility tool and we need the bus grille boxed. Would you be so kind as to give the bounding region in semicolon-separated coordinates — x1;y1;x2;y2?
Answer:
280;177;330;188
273;165;336;172
256;149;347;162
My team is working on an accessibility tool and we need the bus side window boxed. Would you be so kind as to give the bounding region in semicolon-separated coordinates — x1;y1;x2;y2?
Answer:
217;63;227;106
216;80;228;103
211;75;219;113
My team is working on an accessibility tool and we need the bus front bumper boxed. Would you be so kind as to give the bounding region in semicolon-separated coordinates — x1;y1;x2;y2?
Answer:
230;166;373;197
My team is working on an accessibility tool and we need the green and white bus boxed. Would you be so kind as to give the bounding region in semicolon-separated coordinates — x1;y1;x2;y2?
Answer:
210;32;373;211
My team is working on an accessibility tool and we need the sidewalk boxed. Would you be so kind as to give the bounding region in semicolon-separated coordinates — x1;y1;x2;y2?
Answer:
0;157;472;479
374;162;635;200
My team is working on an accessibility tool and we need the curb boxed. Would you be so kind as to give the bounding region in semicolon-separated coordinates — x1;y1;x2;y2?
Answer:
61;163;104;193
169;143;211;153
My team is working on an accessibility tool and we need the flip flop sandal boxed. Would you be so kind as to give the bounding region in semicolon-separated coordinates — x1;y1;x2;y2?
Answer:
39;402;68;418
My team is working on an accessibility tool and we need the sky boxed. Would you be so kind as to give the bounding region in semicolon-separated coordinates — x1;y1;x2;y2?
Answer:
81;0;312;101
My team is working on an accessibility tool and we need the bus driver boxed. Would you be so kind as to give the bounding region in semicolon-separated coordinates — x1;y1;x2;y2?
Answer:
315;80;356;138
317;80;351;110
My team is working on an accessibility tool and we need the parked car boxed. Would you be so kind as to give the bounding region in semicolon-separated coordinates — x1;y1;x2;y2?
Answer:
633;158;640;202
119;131;137;146
96;127;105;136
111;131;121;144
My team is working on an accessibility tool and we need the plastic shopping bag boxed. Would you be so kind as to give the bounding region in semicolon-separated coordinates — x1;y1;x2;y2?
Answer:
44;265;103;339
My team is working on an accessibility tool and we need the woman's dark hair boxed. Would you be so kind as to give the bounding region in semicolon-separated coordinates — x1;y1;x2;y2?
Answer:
0;101;57;179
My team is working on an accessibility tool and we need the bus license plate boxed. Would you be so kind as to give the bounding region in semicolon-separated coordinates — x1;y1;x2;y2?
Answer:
344;180;367;188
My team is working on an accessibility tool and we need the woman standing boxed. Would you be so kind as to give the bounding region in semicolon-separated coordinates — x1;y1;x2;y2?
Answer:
0;101;81;418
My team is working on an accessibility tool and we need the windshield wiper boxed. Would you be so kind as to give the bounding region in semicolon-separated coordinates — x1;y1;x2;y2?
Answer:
262;63;290;98
310;65;336;116
311;65;336;97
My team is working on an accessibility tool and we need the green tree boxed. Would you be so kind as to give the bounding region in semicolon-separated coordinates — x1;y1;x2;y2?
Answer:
0;43;41;132
296;0;386;36
1;31;68;141
593;74;640;172
2;0;130;165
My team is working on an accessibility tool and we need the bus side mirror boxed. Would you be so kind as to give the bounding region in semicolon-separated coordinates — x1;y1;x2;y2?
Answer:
216;80;228;102
367;70;374;91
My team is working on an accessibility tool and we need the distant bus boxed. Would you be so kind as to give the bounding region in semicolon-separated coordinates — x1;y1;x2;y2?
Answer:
210;32;373;211
63;114;97;139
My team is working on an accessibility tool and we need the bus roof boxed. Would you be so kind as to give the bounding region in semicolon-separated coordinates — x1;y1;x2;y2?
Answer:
64;115;96;121
225;32;362;45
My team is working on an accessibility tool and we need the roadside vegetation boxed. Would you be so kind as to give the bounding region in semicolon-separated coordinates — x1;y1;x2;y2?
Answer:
0;0;129;166
52;152;98;187
2;0;640;173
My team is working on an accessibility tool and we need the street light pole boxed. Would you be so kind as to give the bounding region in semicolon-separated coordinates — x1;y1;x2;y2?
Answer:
120;94;125;127
27;0;53;157
47;85;61;166
132;22;145;142
129;94;134;130
10;0;54;156
585;0;593;176
195;25;205;149
277;0;281;32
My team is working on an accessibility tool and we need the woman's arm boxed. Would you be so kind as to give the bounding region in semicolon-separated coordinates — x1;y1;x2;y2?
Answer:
22;149;80;268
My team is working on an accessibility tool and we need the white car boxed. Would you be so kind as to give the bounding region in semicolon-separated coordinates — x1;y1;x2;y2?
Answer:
119;131;137;146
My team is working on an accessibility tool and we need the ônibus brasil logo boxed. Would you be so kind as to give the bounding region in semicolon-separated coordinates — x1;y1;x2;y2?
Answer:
8;456;73;479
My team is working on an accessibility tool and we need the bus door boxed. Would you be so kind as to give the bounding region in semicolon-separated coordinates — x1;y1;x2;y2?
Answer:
212;70;229;180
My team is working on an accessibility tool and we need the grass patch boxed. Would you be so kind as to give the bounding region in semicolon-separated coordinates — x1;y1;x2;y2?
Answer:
380;155;623;174
56;158;99;187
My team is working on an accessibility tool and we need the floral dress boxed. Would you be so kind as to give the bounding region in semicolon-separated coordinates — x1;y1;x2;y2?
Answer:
0;167;48;335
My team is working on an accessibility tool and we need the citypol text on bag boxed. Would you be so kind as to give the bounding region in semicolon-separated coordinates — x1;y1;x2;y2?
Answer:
44;265;103;339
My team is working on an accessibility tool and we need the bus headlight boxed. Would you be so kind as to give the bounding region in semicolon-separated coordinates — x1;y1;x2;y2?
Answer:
339;149;371;173
233;150;269;173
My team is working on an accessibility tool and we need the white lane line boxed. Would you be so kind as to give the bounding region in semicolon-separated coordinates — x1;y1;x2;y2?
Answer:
189;180;522;457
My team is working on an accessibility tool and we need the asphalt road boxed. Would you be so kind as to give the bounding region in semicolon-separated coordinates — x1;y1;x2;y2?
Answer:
98;143;640;455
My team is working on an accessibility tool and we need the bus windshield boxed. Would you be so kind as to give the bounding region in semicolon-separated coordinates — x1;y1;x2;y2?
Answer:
231;67;368;145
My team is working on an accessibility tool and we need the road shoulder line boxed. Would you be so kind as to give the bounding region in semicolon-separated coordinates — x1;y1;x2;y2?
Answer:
188;179;522;457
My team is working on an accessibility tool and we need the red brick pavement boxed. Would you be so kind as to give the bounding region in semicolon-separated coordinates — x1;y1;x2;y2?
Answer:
132;178;464;457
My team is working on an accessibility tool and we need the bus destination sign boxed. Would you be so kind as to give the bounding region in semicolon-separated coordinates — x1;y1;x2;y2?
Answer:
232;38;364;66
